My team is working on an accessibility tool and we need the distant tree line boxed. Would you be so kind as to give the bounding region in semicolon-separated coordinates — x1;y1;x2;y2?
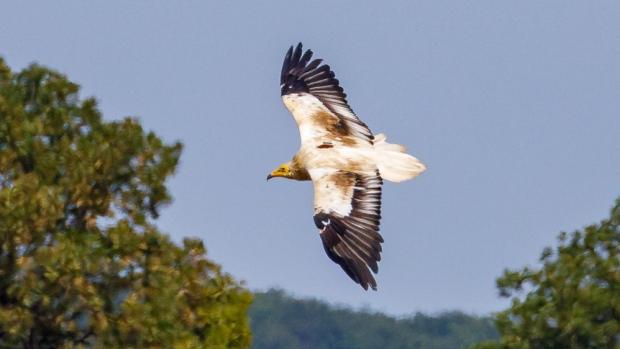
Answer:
250;289;498;349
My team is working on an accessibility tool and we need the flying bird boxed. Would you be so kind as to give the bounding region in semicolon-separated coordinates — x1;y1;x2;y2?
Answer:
268;43;426;290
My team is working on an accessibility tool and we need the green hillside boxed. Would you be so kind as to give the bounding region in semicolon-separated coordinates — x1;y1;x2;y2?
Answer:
250;289;498;349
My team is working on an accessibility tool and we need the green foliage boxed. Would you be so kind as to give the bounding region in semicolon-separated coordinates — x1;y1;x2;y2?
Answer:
0;57;252;348
471;199;620;349
250;289;498;349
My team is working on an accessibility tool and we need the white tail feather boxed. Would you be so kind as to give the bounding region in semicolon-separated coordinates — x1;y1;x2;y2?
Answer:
374;133;426;183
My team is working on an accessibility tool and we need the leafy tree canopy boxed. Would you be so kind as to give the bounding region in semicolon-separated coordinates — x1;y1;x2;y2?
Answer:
0;58;251;348
472;199;620;349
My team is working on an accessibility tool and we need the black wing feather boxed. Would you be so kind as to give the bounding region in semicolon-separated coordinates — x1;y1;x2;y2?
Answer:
314;172;383;290
281;43;374;144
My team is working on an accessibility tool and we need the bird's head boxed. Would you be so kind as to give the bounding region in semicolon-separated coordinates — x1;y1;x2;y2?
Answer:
267;162;293;180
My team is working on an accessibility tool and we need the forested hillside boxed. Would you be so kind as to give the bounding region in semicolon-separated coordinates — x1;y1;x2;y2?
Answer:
250;289;498;349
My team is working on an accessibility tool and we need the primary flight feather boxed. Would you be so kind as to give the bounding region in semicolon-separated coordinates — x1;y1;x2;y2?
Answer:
268;43;426;290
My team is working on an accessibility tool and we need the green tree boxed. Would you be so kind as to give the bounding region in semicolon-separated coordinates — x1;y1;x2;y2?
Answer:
472;199;620;349
0;58;251;348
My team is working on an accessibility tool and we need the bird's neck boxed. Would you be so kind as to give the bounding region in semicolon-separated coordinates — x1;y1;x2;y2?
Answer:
290;167;311;181
289;158;311;181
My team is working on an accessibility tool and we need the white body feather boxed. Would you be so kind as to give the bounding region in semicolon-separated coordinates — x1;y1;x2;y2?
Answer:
283;93;426;183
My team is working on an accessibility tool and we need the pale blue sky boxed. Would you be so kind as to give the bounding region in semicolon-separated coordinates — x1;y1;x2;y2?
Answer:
2;1;618;315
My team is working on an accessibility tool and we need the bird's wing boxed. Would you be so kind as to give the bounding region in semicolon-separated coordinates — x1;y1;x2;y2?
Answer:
309;168;383;290
281;43;374;147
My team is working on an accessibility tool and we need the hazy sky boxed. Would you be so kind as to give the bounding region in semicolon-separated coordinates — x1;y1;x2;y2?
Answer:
2;1;619;315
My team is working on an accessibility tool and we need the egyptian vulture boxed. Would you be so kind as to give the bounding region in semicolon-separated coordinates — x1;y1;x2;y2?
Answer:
268;43;426;290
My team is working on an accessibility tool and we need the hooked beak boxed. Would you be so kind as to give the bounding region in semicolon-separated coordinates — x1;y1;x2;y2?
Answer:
266;174;274;181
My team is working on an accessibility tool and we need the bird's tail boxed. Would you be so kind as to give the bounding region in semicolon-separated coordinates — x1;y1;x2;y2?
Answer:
373;133;426;183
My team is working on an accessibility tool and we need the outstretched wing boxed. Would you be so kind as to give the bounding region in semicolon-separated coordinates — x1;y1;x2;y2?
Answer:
309;168;383;290
281;43;374;147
